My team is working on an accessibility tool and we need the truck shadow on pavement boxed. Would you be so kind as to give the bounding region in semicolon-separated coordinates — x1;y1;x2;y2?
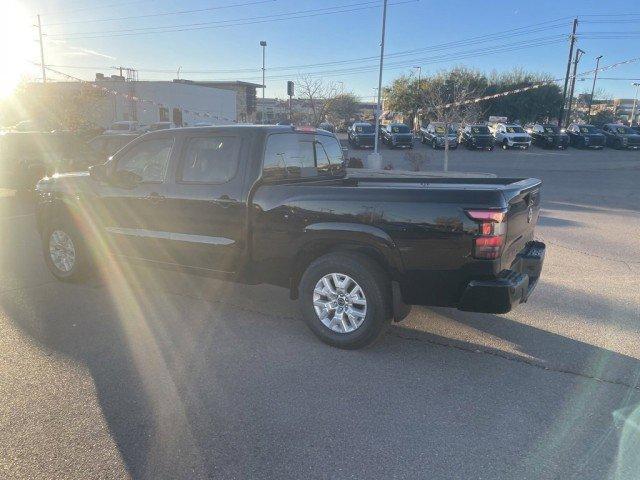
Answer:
3;267;640;480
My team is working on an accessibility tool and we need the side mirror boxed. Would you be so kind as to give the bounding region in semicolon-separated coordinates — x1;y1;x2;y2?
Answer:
88;164;108;182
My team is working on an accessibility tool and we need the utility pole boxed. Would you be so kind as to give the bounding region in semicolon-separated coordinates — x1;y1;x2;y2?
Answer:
586;55;603;120
372;0;388;160
260;41;267;100
412;66;421;133
565;48;585;128
36;14;46;83
558;18;578;127
630;82;640;127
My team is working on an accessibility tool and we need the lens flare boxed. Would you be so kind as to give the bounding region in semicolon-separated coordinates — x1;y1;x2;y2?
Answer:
0;1;35;98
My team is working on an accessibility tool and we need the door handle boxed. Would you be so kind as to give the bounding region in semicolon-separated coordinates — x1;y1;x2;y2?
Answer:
214;195;237;208
145;192;165;204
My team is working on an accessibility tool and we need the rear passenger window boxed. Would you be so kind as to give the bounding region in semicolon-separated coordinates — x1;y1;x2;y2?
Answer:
179;136;240;184
263;133;316;179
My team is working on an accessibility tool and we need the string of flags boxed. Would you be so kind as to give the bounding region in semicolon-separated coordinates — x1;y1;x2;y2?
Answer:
440;56;640;109
37;63;236;123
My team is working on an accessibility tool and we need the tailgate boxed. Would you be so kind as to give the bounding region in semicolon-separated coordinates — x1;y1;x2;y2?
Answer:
501;179;542;270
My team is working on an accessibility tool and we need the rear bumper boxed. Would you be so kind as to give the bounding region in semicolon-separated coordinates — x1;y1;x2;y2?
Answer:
458;241;545;314
391;137;414;147
352;136;375;147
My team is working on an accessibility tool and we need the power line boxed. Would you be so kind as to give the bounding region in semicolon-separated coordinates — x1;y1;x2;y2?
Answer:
42;0;277;27
43;17;572;75
41;0;155;17
44;35;567;82
43;0;417;40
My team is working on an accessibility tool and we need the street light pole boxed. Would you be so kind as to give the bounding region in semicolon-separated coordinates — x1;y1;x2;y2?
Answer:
630;82;640;127
260;41;267;100
373;0;388;157
586;55;602;120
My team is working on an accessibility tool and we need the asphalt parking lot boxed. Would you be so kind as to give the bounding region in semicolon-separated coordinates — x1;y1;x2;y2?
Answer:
1;143;639;479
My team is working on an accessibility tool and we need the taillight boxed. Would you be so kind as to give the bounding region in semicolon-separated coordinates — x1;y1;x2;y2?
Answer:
466;209;507;260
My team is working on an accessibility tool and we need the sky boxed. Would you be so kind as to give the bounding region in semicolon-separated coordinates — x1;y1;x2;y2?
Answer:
4;0;640;101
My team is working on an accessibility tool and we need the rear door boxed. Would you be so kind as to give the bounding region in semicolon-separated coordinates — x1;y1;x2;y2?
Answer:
158;132;246;273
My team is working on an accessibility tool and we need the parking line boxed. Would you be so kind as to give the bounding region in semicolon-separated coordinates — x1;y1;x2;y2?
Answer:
0;213;34;221
515;151;571;157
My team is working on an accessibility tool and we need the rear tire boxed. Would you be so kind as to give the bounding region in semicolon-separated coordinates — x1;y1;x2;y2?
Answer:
432;139;437;149
42;220;92;282
298;252;392;349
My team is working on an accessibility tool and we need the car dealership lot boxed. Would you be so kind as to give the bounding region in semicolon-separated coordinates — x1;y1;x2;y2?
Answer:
1;146;639;480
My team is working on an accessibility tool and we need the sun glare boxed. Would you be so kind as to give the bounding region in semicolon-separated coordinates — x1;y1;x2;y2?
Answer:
0;1;35;98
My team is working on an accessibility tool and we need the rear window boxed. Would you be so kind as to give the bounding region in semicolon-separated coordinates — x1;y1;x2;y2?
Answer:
471;126;489;134
579;126;596;134
435;126;445;134
179;136;240;184
111;123;130;131
506;126;524;133
263;133;343;180
543;126;559;133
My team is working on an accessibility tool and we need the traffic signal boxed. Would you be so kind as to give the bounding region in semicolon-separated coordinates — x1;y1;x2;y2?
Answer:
287;81;294;97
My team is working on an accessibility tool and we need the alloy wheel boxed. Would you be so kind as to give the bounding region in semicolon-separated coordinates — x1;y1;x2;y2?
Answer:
49;229;76;273
313;273;367;333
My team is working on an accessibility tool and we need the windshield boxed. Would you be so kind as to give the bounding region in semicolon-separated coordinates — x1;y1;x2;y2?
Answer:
614;126;634;134
391;125;409;133
355;124;373;133
471;126;490;134
505;126;524;133
579;126;597;134
543;126;559;134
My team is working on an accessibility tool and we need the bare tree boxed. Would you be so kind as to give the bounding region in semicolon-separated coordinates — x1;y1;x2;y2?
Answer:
423;78;481;171
296;74;337;125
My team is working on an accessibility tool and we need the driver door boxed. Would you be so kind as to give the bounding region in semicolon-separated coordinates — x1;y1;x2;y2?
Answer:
98;135;175;261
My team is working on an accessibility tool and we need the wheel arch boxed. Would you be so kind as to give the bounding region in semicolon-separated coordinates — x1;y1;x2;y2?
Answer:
289;222;404;300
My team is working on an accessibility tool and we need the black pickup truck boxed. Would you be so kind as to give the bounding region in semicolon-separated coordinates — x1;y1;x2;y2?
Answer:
35;125;545;349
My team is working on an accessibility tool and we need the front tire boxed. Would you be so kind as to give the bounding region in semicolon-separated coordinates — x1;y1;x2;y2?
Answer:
42;221;91;282
502;139;509;150
298;252;391;349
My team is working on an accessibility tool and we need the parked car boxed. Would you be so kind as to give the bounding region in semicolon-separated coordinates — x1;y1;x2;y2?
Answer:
347;122;376;148
630;125;640;135
381;123;413;149
420;122;458;149
35;125;545;349
87;133;140;160
318;122;335;133
104;121;145;134
0;131;97;190
566;124;606;149
600;123;640;150
530;124;569;149
459;124;494;150
491;123;531;149
149;122;175;131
